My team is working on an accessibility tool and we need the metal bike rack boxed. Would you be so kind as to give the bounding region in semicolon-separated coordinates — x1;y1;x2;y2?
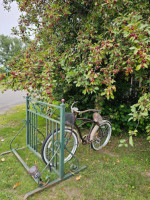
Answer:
9;95;86;199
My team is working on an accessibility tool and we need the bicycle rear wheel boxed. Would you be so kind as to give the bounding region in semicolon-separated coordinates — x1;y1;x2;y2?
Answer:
41;128;78;165
90;122;112;150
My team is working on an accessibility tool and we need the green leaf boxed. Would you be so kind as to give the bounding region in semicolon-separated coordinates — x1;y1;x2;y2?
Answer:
106;95;110;100
134;49;138;54
128;117;133;122
60;60;65;66
136;65;141;71
120;139;126;143
101;92;105;96
120;105;124;108
83;90;86;95
111;94;114;99
147;136;150;141
143;64;148;68
129;47;136;50
131;106;136;112
140;24;148;30
129;136;134;147
141;112;148;116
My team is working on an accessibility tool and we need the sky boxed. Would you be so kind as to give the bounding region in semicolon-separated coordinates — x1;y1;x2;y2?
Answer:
0;0;20;36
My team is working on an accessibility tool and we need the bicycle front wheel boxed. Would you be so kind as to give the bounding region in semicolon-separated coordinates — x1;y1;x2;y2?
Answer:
90;122;112;151
41;128;78;165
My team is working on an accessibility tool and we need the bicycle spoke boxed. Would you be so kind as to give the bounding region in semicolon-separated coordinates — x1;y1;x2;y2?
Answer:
41;129;78;164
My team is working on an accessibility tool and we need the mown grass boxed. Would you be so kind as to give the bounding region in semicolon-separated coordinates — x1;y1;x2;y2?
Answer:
0;105;150;200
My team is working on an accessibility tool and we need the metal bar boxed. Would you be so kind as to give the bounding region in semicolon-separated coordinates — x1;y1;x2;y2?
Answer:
33;113;34;149
12;149;29;169
10;121;26;151
36;114;37;152
24;165;87;200
12;149;39;184
48;120;51;161
31;113;33;148
26;95;30;145
28;110;60;124
75;109;101;115
0;147;26;156
34;113;36;150
40;145;60;175
51;166;60;176
52;121;54;167
55;123;58;169
46;119;48;137
59;101;65;179
29;112;31;146
28;98;61;109
27;145;42;160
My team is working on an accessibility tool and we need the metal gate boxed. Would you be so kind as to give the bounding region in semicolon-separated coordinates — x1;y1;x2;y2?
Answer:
9;95;86;199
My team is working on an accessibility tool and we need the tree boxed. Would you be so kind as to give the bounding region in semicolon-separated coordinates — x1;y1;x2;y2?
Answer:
0;34;23;67
1;0;150;142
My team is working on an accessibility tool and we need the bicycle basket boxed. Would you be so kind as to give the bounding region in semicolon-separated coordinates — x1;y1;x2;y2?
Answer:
65;112;75;126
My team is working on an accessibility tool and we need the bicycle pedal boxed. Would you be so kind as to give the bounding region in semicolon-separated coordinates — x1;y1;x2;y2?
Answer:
82;135;88;145
83;134;88;140
82;140;87;145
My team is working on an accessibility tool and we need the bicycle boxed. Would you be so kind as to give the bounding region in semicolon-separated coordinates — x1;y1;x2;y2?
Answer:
41;102;112;165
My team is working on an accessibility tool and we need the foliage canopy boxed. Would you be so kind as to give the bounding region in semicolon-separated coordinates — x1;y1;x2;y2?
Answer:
1;0;150;140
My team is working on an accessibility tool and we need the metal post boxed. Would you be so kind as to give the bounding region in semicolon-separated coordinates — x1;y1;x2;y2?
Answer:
26;95;30;145
59;99;65;179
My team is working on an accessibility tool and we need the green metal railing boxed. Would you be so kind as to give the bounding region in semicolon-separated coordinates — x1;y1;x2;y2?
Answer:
9;95;86;199
25;96;65;179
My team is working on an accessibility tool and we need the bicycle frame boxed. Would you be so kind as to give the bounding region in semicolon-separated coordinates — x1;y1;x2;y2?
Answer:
74;117;96;144
66;103;110;146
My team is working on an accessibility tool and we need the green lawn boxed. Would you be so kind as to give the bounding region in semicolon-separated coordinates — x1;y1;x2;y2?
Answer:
0;105;149;200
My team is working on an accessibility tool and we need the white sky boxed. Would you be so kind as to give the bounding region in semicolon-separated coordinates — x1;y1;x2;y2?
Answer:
0;0;20;36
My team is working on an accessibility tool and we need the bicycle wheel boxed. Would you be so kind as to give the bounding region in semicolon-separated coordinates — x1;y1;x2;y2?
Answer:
90;122;112;150
41;128;78;165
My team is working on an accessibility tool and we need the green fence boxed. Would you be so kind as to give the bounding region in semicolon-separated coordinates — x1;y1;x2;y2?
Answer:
26;96;65;179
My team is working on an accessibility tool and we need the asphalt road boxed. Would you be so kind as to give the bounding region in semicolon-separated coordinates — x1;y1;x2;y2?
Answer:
0;90;27;114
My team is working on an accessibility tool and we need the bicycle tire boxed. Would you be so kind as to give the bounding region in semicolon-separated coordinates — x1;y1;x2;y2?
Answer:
41;128;78;165
90;122;112;150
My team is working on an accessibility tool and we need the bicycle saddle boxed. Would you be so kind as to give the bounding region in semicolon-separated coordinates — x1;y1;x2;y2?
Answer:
93;113;103;122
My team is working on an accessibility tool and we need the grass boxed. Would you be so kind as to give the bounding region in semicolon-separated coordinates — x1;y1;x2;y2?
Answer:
0;105;150;200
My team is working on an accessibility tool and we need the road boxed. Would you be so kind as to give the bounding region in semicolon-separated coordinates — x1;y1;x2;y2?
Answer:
0;90;27;114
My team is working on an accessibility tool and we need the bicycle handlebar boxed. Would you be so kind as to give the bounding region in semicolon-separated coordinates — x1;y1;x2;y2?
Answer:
71;102;101;114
